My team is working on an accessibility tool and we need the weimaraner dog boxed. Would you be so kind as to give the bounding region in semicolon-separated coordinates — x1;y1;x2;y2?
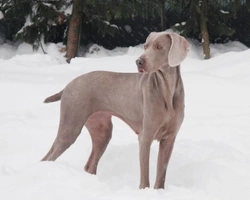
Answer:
42;31;189;189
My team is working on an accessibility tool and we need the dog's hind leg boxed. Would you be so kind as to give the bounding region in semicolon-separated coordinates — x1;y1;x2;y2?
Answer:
84;113;113;174
41;124;84;161
41;100;90;161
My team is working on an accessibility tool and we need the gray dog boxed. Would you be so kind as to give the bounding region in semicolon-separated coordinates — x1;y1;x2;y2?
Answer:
42;31;189;189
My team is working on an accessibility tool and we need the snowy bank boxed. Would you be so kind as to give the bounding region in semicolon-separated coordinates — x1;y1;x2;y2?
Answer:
0;41;250;200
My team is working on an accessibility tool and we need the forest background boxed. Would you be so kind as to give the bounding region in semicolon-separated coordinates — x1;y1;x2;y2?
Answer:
0;0;249;62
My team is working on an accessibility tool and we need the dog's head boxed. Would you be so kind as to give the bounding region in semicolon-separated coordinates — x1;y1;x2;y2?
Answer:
136;31;189;72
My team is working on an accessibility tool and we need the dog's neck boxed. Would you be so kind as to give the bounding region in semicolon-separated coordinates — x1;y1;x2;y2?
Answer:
157;64;181;88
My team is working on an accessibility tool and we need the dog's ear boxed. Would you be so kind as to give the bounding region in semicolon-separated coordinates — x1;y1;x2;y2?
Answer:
167;33;189;67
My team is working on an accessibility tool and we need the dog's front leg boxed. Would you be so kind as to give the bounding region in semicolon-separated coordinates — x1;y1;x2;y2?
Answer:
138;132;154;189
154;136;176;189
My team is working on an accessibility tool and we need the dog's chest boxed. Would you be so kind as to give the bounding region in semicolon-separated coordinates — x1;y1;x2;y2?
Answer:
153;111;184;141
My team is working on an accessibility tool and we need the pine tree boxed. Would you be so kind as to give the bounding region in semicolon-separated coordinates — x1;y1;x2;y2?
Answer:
170;0;235;59
15;0;71;51
229;0;250;47
0;0;162;62
160;0;167;31
65;0;162;62
200;0;210;59
0;0;32;42
66;0;83;63
1;0;250;53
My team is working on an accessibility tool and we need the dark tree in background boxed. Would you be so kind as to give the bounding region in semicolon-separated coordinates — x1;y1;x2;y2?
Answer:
66;0;83;63
160;0;167;31
200;0;210;59
0;0;31;42
171;0;238;60
0;0;71;50
65;0;162;62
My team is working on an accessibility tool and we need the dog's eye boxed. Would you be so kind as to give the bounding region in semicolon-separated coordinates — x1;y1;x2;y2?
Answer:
156;45;162;50
144;45;148;50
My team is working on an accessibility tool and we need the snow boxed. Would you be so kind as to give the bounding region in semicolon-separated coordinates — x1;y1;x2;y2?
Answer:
103;20;119;29
220;10;230;14
0;39;250;200
17;16;34;35
60;4;73;16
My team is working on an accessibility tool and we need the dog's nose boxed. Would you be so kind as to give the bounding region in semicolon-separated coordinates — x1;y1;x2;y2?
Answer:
136;58;144;67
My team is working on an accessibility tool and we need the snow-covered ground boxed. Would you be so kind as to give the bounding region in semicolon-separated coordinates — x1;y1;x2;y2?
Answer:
0;39;250;200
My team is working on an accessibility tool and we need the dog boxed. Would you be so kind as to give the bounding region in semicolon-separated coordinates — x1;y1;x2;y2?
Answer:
42;31;189;189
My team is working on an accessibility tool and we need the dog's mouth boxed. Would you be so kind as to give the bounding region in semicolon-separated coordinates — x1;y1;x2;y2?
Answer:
138;67;145;73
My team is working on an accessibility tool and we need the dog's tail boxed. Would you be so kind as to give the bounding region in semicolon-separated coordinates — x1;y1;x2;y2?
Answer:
44;90;63;103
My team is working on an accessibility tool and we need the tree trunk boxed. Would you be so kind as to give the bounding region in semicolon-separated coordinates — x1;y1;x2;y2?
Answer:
66;0;83;63
160;0;166;31
200;0;210;59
